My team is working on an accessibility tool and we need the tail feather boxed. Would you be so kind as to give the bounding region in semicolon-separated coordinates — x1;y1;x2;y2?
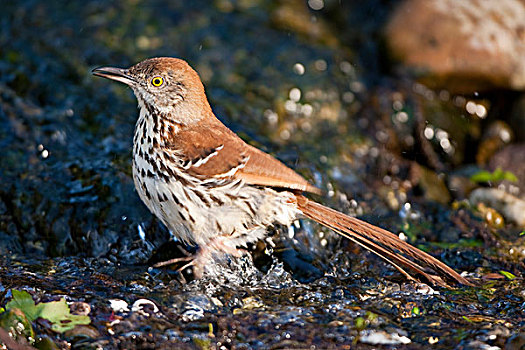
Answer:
296;195;472;287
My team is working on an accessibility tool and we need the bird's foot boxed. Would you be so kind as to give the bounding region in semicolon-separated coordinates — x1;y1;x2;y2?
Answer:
152;255;194;268
152;235;248;279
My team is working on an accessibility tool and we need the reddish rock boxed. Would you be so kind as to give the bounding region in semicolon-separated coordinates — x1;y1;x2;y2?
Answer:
385;0;525;93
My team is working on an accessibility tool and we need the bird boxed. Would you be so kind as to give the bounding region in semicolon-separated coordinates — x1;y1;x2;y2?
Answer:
92;57;471;287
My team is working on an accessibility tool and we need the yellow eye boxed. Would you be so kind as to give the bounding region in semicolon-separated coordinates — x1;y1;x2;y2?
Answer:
151;76;164;87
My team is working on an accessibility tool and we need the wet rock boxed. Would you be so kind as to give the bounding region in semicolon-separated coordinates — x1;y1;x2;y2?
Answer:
385;0;525;92
271;0;339;46
409;162;451;205
34;336;60;350
0;308;35;343
359;329;411;345
469;188;525;228
448;174;477;200
63;325;100;341
488;143;525;198
467;340;501;350
476;203;506;229
506;332;525;350
241;296;265;310
180;294;216;322
364;82;482;172
476;325;511;344
508;93;525;141
476;121;514;166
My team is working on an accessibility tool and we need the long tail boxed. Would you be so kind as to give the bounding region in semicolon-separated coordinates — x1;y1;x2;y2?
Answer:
296;195;472;287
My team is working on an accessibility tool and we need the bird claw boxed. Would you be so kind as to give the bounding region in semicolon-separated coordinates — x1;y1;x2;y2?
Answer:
152;256;194;268
152;236;249;279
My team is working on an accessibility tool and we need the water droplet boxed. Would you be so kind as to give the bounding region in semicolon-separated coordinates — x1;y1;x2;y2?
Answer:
279;129;291;140
350;81;364;93
466;101;477;114
289;88;301;102
264;109;278;125
435;129;448;141
284;100;297;113
424;127;434;140
293;63;305;75
392;100;404;111
395;111;409;123
343;91;355;103
308;0;324;11
300;121;312;133
499;129;511;142
287;225;295;239
475;104;487;118
314;59;327;71
301;104;313;117
137;224;146;241
440;138;451;150
339;61;353;74
439;90;450;101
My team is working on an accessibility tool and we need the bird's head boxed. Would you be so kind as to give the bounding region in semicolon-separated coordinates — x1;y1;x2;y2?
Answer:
93;57;210;123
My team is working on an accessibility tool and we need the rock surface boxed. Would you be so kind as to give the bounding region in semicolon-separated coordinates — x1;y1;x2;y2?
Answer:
385;0;525;93
488;143;525;198
470;188;525;228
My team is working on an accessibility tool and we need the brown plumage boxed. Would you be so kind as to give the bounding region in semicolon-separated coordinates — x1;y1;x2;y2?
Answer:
173;116;320;194
93;57;472;287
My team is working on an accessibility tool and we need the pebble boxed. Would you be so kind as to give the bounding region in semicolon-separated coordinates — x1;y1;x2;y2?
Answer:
109;299;130;313
359;329;411;345
470;188;525;228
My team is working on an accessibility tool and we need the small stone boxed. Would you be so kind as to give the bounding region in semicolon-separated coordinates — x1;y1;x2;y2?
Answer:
69;302;91;316
242;296;264;310
470;188;525;228
64;325;100;339
131;299;159;315
109;299;130;313
359;329;411;345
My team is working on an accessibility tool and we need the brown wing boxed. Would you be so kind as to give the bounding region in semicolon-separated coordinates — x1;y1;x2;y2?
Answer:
169;118;320;194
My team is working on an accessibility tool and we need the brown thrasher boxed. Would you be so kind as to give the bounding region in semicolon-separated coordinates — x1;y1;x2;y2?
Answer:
93;57;470;287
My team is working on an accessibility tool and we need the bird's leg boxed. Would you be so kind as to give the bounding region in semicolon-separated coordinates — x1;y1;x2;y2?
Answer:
153;234;248;278
152;243;195;268
206;234;248;258
152;255;194;268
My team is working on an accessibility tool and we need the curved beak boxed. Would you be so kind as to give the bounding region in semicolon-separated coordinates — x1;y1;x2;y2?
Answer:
92;66;135;86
